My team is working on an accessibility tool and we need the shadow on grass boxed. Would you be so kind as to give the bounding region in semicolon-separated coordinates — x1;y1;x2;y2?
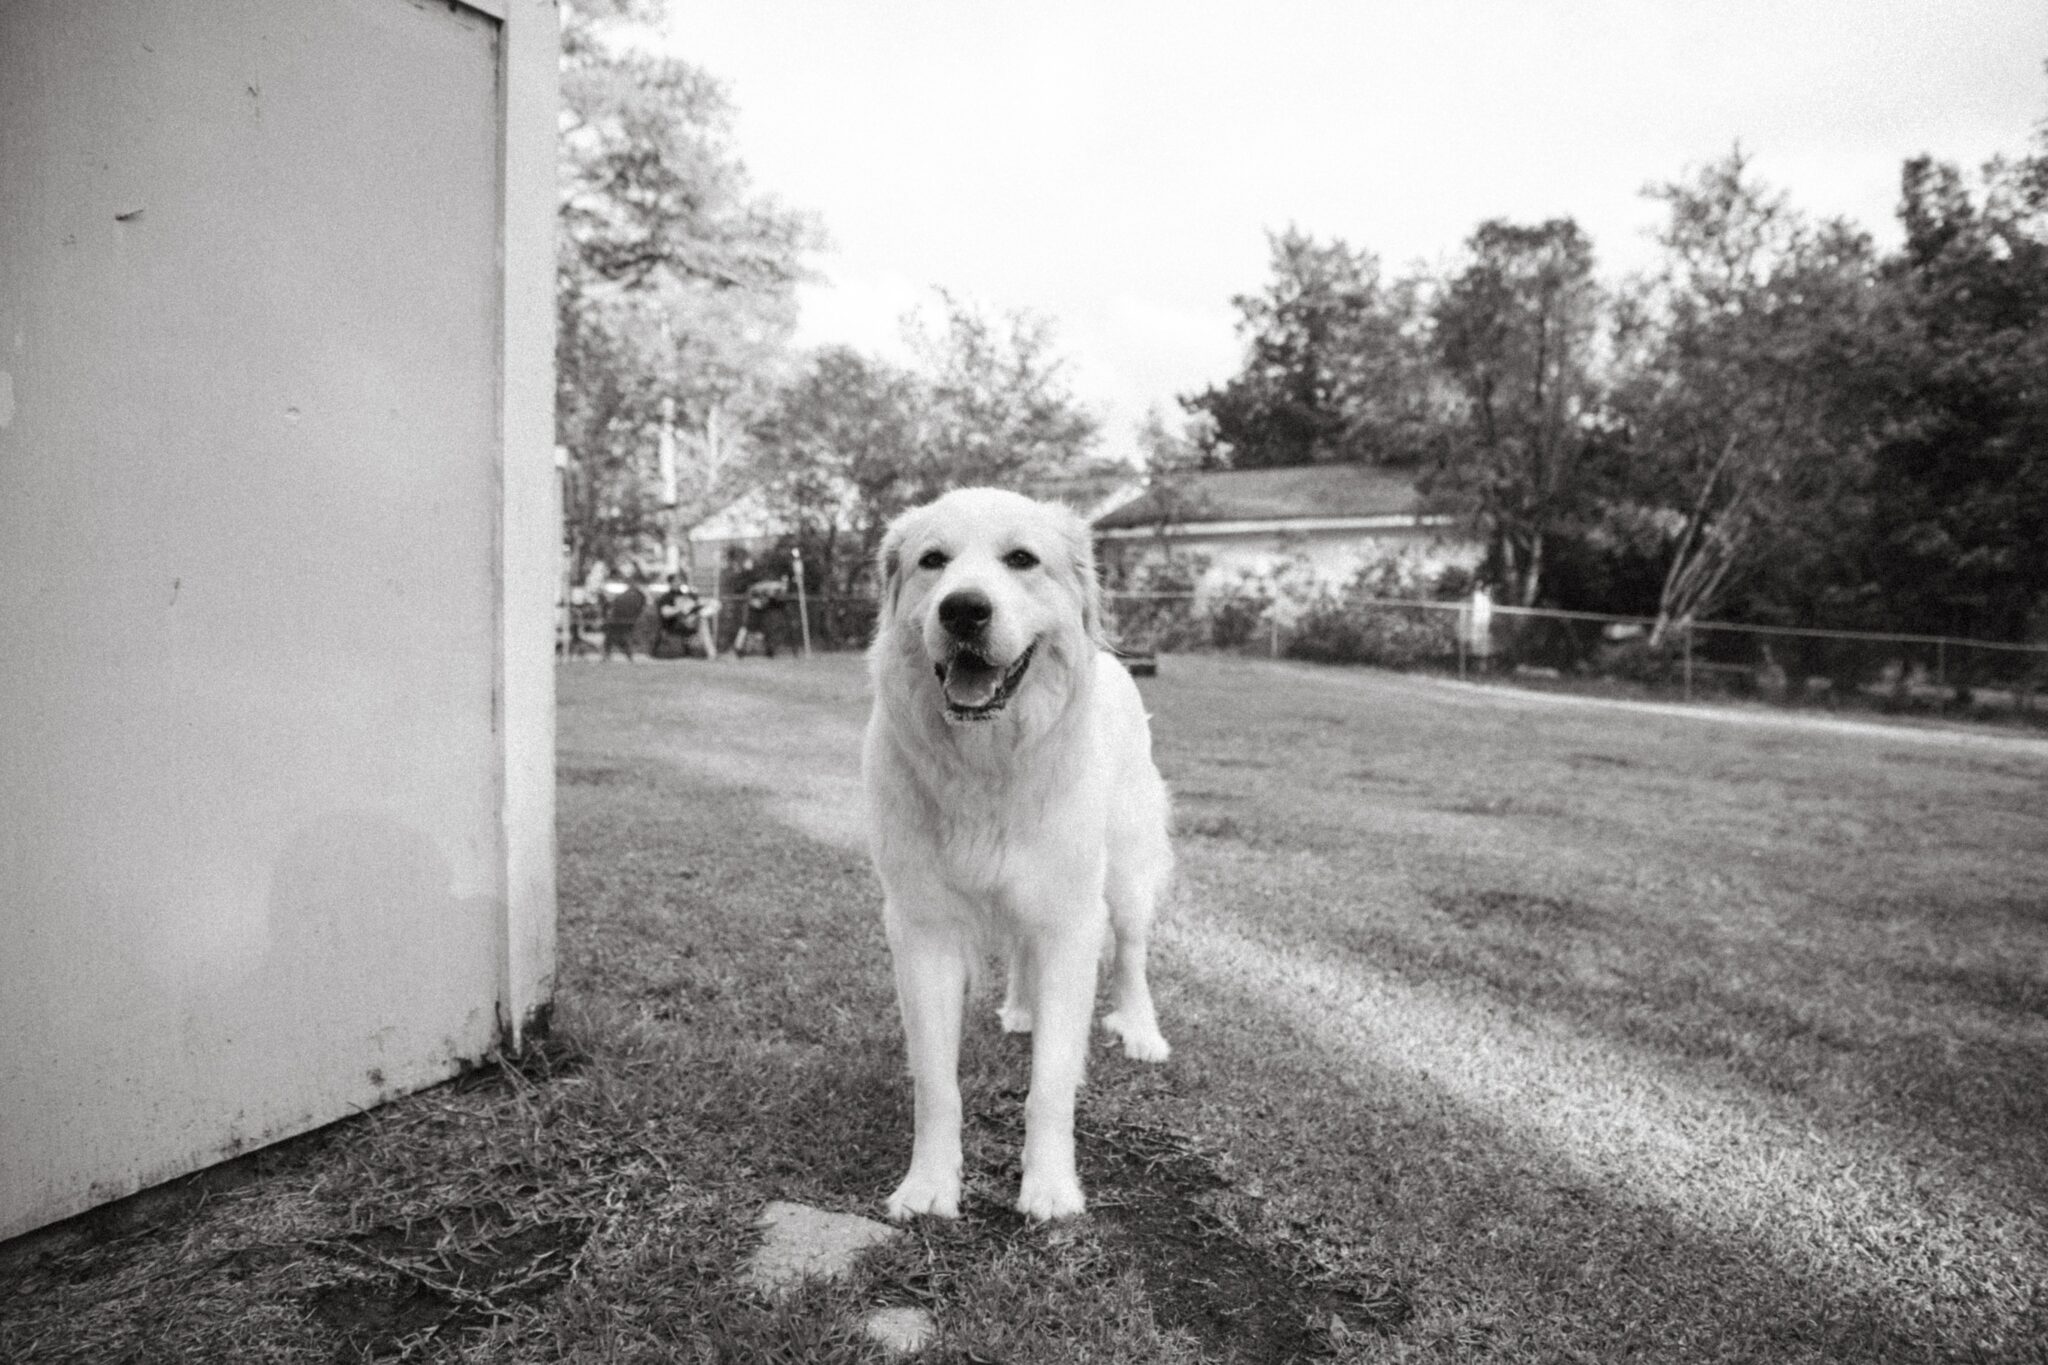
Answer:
893;1085;1414;1362
302;1210;594;1358
1178;827;2048;1214
1079;1115;1412;1357
593;734;2042;1359
1177;963;2048;1362
9;661;2041;1363
554;666;2044;1361
550;742;1418;1360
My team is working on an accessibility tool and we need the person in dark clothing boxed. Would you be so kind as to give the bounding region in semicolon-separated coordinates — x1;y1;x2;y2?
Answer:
733;572;791;657
655;572;707;658
602;573;648;661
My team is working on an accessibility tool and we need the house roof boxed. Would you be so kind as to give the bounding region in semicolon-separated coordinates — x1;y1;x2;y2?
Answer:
1023;470;1147;522
694;469;1148;542
1093;464;1429;530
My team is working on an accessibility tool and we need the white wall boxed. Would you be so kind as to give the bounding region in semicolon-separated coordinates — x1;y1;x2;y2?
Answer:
1106;524;1484;599
0;0;557;1242
1194;526;1479;586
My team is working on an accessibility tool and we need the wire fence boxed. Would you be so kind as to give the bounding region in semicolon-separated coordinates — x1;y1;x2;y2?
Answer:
559;592;878;660
1105;589;2048;720
560;588;2048;722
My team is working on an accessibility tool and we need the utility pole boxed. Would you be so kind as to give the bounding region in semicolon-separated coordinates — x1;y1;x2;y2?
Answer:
657;394;681;578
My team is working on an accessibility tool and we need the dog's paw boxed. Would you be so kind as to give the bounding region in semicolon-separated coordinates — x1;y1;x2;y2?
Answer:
1102;1011;1171;1063
996;1003;1035;1034
1015;1168;1086;1222
885;1169;961;1221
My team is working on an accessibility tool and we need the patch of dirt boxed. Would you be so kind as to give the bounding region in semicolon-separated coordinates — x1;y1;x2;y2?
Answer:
303;1206;592;1361
1878;748;2048;781
1431;888;1602;931
1179;812;1254;843
9;1224;170;1289
1079;1119;1411;1362
559;762;638;786
1176;788;1248;804
307;1277;453;1356
913;1108;1408;1361
485;1031;588;1086
1434;794;1567;818
1892;961;2048;1019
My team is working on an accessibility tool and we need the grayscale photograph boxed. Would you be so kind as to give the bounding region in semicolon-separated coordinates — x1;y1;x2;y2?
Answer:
3;1;2045;1360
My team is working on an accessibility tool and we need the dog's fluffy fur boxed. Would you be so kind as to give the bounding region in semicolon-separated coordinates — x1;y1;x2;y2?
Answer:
863;488;1174;1221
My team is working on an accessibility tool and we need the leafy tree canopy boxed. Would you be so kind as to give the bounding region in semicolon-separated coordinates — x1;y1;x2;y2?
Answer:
1429;217;1605;605
1607;148;1881;639
1861;126;2048;642
555;0;816;577
743;292;1100;601
1182;228;1437;469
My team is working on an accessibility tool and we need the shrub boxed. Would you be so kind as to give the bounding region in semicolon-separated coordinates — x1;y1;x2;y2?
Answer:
1283;591;1453;669
1265;556;1459;668
1106;550;1209;652
1205;569;1275;650
1595;637;1682;685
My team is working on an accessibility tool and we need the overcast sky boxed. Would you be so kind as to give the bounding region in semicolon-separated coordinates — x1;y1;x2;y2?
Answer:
665;1;2047;465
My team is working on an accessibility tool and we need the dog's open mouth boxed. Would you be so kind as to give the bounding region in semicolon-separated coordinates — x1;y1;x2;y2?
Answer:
936;643;1037;721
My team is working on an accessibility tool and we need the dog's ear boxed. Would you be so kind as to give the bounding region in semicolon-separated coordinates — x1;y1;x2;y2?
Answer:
1058;505;1106;649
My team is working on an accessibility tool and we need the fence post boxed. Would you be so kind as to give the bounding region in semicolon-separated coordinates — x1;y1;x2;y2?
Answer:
1683;629;1694;701
791;547;812;660
1269;613;1279;659
1936;639;1945;691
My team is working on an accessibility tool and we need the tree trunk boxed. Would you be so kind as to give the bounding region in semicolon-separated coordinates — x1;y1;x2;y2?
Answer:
1649;433;1746;648
1520;530;1544;607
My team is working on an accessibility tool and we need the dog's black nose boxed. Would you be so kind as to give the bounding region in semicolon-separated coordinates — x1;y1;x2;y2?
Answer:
938;589;993;637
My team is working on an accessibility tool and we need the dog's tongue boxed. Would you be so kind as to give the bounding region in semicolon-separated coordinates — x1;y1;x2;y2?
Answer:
943;653;1003;708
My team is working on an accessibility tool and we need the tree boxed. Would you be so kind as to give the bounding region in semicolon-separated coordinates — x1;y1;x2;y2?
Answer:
558;6;811;297
555;0;814;577
1430;218;1606;605
555;286;675;575
747;346;924;600
1183;228;1437;468
905;291;1100;492
1613;149;1880;644
1084;407;1215;591
742;295;1100;603
1861;129;2048;645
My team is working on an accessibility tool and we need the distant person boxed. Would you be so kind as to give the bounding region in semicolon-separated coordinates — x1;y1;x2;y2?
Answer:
656;572;706;658
603;572;648;661
733;570;791;658
555;589;582;658
1468;585;1494;663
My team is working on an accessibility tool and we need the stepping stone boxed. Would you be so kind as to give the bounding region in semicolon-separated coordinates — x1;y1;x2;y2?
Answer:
863;1305;936;1354
743;1200;899;1296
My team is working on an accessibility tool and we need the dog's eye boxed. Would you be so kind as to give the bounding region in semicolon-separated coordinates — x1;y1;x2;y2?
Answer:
1003;549;1040;570
917;549;949;571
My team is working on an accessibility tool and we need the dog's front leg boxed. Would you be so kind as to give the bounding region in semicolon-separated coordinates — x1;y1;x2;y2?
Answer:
884;916;968;1220
1016;917;1103;1220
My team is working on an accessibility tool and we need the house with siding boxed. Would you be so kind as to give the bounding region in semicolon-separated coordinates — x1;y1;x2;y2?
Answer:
1092;464;1481;594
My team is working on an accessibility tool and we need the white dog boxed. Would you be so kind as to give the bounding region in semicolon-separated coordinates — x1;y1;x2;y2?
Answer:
862;487;1174;1222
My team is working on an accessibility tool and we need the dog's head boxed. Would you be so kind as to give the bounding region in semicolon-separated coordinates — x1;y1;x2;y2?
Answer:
873;488;1104;725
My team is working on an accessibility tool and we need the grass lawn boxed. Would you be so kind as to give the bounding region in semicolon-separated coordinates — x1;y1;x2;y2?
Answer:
5;653;2046;1362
